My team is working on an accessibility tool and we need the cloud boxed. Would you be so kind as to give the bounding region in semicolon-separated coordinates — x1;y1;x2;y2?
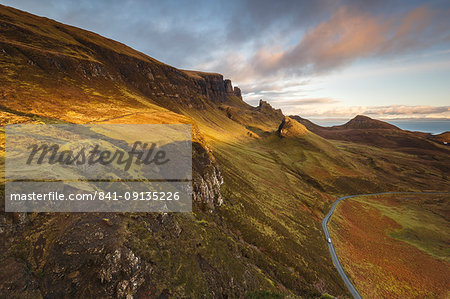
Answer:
2;0;229;67
364;105;449;116
3;0;450;119
5;0;449;77
224;0;335;44
200;2;450;100
273;98;340;106
291;105;450;119
248;5;447;77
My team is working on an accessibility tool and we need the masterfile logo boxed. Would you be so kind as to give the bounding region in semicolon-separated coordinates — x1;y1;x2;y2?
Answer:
5;124;192;212
26;141;170;171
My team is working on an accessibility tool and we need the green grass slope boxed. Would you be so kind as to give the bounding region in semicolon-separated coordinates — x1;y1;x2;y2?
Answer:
0;4;449;298
329;193;450;298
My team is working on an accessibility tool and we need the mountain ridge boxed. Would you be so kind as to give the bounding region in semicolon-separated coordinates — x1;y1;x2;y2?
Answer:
290;114;448;154
339;115;400;130
0;4;449;298
0;4;249;120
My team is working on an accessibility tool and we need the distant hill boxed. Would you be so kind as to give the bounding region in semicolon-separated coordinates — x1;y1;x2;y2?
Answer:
290;115;447;155
0;4;449;299
338;115;399;130
430;131;450;144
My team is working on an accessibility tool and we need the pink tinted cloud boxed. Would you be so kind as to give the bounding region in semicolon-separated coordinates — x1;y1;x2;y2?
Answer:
250;5;443;76
293;105;450;119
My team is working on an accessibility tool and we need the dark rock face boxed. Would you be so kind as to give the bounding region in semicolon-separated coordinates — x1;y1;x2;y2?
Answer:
192;142;223;210
223;78;242;100
233;86;242;99
191;73;240;104
0;211;154;298
256;99;283;119
99;247;150;298
0;17;243;111
224;79;234;94
277;117;288;137
0;257;42;298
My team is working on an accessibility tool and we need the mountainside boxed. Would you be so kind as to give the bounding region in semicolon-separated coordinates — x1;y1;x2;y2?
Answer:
431;131;450;144
329;193;450;298
338;115;399;130
290;115;449;156
1;4;449;298
277;116;309;138
0;4;250;122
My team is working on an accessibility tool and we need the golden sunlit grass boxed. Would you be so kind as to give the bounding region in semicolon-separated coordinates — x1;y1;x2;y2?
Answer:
1;4;449;297
329;193;450;298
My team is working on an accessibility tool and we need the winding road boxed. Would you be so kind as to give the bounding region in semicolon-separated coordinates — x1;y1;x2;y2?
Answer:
322;191;449;299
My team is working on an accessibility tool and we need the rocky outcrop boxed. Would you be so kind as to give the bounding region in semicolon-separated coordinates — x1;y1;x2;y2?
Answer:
192;142;223;210
277;117;309;138
233;86;242;99
0;6;244;111
189;73;241;104
0;210;154;298
99;247;150;298
222;79;242;100
255;100;283;119
224;79;233;93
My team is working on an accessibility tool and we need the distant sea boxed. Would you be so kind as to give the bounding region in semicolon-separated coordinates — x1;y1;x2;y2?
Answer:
310;118;450;135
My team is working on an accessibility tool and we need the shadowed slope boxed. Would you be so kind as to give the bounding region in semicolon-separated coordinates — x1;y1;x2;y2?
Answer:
339;115;399;130
290;115;449;156
0;4;449;298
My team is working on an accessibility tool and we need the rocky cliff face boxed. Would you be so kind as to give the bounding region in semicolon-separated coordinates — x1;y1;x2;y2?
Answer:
0;4;236;209
192;142;224;209
0;5;368;298
224;79;233;94
0;40;241;111
0;4;242;113
222;79;243;100
190;73;241;103
0;6;234;298
233;86;242;99
255;99;283;119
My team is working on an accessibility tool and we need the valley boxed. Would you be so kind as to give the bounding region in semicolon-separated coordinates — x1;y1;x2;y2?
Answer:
0;4;449;298
328;192;450;298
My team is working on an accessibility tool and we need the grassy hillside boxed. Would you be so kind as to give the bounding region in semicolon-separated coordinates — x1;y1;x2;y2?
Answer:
329;193;450;298
290;115;450;157
1;4;449;298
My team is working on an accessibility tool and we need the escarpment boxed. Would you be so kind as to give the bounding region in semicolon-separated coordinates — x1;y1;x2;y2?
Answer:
0;5;242;114
2;5;419;298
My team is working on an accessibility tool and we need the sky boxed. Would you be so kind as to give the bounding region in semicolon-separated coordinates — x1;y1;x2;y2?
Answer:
2;0;450;120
